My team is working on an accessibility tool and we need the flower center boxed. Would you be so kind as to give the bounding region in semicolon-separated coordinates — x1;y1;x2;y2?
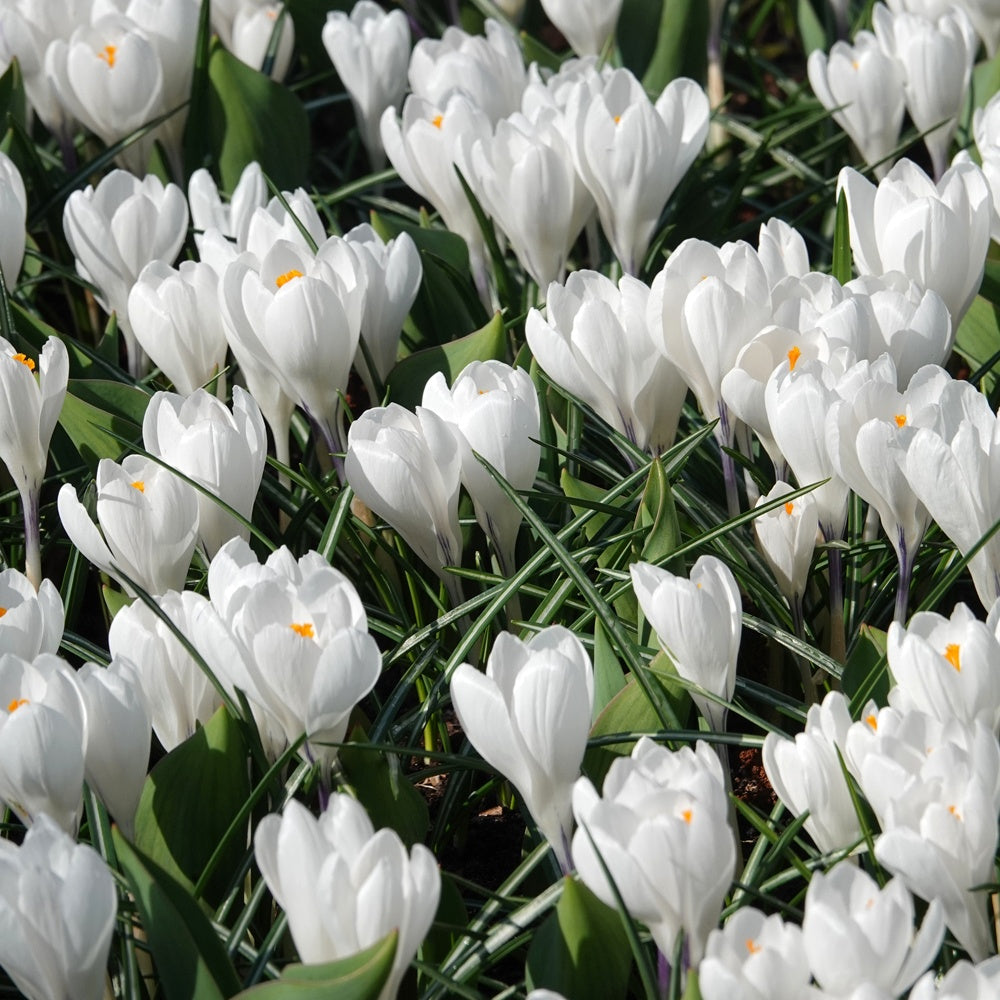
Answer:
745;938;761;954
787;345;801;371
949;804;962;820
11;353;34;371
97;44;117;68
681;807;693;824
276;269;303;289
894;414;906;428
290;622;315;638
944;643;961;672
131;481;145;493
865;713;877;730
431;114;443;129
0;607;6;618
6;698;27;713
784;501;794;515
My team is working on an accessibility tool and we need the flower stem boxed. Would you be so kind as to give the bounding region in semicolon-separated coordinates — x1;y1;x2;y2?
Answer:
894;533;912;625
21;486;41;591
828;545;846;664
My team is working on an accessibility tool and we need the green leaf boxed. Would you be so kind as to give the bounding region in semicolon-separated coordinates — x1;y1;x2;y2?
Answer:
200;40;310;190
592;618;626;722
525;877;631;1000
113;829;242;1000
639;0;708;94
285;0;352;75
635;456;683;572
832;189;853;286
133;705;251;907
234;933;397;1000
797;0;827;57
384;312;507;410
338;727;430;848
0;58;27;137
58;381;148;468
955;263;1000;400
182;0;214;178
842;624;889;716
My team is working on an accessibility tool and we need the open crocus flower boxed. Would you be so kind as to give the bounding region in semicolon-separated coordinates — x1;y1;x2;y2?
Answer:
0;814;117;1000
0;569;64;659
254;795;440;1000
630;556;741;733
0;336;68;589
450;626;594;872
58;455;199;597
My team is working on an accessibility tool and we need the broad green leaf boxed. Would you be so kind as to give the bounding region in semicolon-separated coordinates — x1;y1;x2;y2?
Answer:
842;624;889;716
0;58;27;138
101;584;131;620
182;0;214;179
832;189;853;286
592;618;626;722
525;877;631;1000
384;312;507;410
797;0;827;56
10;305;127;381
638;0;708;95
560;469;621;542
970;49;1000;119
339;727;430;848
202;41;310;190
113;829;242;1000
234;933;397;1000
683;968;704;1000
58;381;148;468
956;262;1000;401
133;705;251;907
635;456;683;572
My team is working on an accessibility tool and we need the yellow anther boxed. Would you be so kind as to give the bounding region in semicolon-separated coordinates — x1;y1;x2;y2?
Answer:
0;607;6;618
97;44;117;68
681;808;693;824
130;481;145;493
11;353;34;371
787;345;801;371
431;114;444;129
852;60;860;70
944;643;961;672
949;804;962;820
276;269;303;289
894;414;906;428
784;501;794;516
290;622;315;638
7;698;27;713
866;713;877;730
613;115;621;124
745;938;761;955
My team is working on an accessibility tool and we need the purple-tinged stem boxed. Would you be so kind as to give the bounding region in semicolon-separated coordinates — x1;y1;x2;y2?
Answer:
21;486;41;591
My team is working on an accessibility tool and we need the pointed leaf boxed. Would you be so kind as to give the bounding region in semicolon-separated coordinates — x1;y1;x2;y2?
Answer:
592;618;626;722
842;624;889;716
832;189;853;286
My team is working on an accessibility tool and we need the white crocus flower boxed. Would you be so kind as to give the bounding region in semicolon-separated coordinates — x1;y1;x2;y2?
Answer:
630;555;741;734
539;0;624;56
208;540;381;768
807;31;905;178
572;738;736;965
243;187;327;261
0;814;117;1000
567;68;709;275
873;3;977;180
128;260;229;396
322;1;410;169
0;569;64;659
756;218;810;289
0;336;68;589
62;169;188;378
838;158;991;330
527;270;687;456
762;691;862;853
188;161;268;256
699;908;811;1000
345;403;463;604
254;795;440;1000
908;957;1000;998
422;361;540;574
143;387;267;557
230;1;295;80
0;151;27;289
58;455;199;597
0;653;86;834
450;626;593;871
802;862;945;996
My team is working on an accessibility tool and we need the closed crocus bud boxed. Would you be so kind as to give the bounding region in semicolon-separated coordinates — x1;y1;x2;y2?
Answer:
381;92;493;301
0;151;26;288
803;863;945;996
322;1;410;169
422;362;540;574
58;455;199;597
76;658;151;840
230;1;295;80
108;591;232;751
243;187;326;261
0;570;64;659
572;738;736;965
699;908;811;1000
208;539;381;767
838;158;991;330
0;814;117;1000
0;653;86;833
540;0;624;56
873;3;977;180
143;387;267;557
345;403;464;603
752;481;819;614
567;68;709;275
450;626;593;871
255;796;440;1000
527;270;688;456
63;170;189;378
762;691;862;853
0;336;68;589
189;162;268;257
756;218;810;289
630;556;741;733
807;31;905;178
128;260;229;395
909;958;1000;999
344;223;422;400
46;14;165;174
407;19;525;125
887;603;1000;732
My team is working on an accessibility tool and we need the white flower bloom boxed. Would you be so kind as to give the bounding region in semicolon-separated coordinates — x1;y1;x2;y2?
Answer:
188;161;267;257
230;2;295;80
0;570;64;660
752;481;819;610
539;0;624;57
